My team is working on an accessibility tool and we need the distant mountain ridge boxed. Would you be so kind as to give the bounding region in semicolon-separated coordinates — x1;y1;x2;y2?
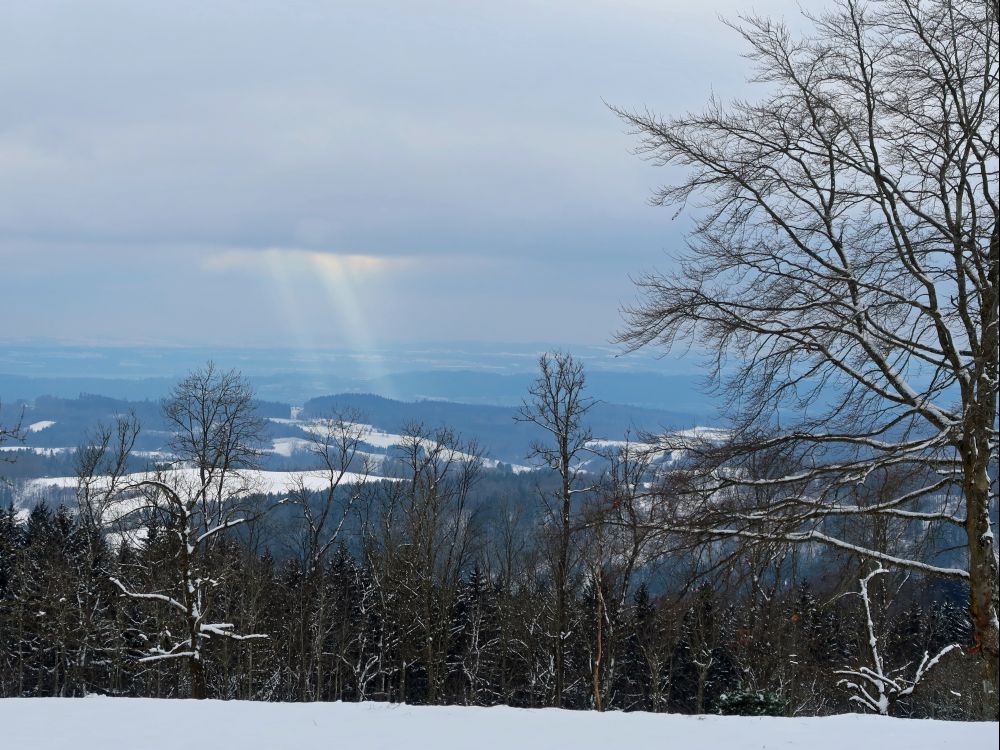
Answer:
1;389;714;483
0;368;717;417
0;342;716;414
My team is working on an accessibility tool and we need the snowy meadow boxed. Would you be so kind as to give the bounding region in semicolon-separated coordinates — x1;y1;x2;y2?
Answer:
2;698;996;750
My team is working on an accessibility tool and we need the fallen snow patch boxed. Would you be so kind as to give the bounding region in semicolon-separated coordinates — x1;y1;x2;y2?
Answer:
0;699;992;750
27;420;56;433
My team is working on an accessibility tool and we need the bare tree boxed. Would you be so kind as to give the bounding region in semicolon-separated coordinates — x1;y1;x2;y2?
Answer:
75;413;142;539
162;361;266;522
632;585;683;712
292;410;372;577
396;423;483;704
107;364;271;698
517;351;595;706
614;0;998;692
685;586;721;715
483;497;535;706
357;423;483;703
582;436;658;710
287;409;373;700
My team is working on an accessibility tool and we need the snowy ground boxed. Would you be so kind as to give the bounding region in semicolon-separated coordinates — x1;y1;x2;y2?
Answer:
1;698;994;750
24;466;388;498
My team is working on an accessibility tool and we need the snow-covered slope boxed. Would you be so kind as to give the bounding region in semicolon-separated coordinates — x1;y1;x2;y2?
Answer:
25;466;387;498
1;698;992;750
286;418;534;473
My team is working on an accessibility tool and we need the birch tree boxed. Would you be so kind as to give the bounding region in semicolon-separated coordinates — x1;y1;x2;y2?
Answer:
614;0;999;692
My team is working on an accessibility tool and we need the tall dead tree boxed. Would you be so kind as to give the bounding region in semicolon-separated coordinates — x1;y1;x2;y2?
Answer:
614;0;998;697
517;351;595;706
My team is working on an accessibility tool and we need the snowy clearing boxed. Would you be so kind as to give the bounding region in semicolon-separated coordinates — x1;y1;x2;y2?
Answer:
269;436;316;457
25;467;390;498
0;445;72;456
1;698;993;750
27;420;57;432
586;427;731;466
284;418;534;473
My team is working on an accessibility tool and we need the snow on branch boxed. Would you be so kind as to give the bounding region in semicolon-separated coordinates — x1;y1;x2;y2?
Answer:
110;577;187;614
835;566;961;715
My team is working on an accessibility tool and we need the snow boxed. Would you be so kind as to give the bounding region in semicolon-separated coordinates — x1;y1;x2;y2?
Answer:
25;467;390;498
588;428;728;450
27;420;56;432
671;426;730;442
269;436;315;457
586;427;730;468
104;526;149;551
275;418;534;473
133;450;175;460
0;445;72;456
299;420;403;450
587;438;655;450
267;437;390;467
0;698;992;750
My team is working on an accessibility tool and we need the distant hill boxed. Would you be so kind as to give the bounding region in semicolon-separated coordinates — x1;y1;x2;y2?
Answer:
1;368;717;417
303;392;704;463
2;387;718;483
0;342;717;413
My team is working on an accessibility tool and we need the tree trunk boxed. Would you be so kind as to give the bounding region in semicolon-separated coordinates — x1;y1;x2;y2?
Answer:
591;572;604;712
190;654;207;700
695;662;708;715
966;227;1000;711
966;476;1000;712
554;461;571;707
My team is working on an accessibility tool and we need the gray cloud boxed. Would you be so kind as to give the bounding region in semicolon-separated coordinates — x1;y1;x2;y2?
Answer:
2;0;797;346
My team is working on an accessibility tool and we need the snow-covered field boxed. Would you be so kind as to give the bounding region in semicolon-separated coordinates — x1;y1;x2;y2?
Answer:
1;698;993;750
24;466;388;499
292;419;534;473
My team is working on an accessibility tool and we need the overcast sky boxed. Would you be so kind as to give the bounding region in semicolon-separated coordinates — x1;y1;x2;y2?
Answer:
3;0;797;349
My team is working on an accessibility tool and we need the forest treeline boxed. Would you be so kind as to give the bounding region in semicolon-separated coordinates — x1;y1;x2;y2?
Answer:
1;0;997;722
0;360;987;719
0;500;975;718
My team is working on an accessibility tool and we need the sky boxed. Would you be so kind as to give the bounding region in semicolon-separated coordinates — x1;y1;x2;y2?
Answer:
2;0;797;350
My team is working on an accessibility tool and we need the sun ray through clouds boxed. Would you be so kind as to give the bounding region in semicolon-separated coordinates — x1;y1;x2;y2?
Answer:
203;248;406;389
